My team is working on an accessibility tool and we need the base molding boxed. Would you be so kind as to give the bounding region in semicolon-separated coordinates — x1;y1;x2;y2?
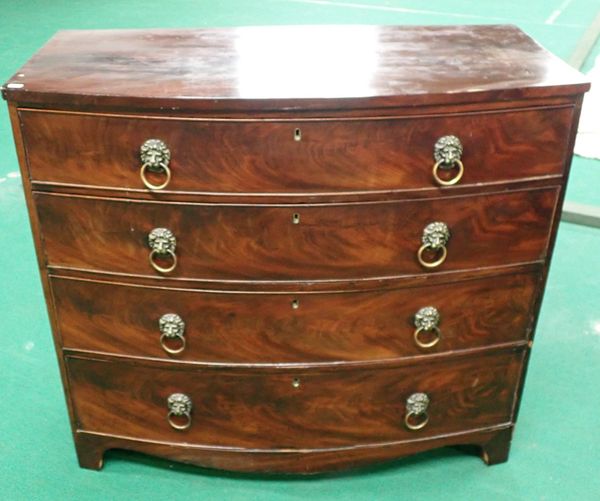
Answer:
74;425;514;474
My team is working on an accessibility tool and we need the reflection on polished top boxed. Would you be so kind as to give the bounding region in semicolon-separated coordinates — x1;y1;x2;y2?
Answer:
1;24;590;111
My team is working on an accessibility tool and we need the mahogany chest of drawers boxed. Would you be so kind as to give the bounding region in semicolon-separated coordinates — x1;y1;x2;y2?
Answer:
2;25;589;473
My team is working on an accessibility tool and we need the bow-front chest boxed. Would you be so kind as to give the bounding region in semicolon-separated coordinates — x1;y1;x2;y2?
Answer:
2;24;589;473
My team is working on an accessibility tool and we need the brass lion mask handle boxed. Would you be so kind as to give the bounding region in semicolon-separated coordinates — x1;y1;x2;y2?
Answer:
148;227;178;274
159;313;186;355
432;135;464;186
417;222;450;269
167;393;192;430
140;139;172;190
413;306;441;349
405;392;430;431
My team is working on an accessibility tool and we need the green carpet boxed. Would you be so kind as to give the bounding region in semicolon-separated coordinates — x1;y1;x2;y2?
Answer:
1;1;599;500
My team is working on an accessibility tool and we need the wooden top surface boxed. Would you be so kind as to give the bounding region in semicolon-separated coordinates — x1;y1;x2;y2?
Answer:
2;24;589;112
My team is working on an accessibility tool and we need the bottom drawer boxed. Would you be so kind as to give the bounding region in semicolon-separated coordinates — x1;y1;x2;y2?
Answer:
66;351;523;449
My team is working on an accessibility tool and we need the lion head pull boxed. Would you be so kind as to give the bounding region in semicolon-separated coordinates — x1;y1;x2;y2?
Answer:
417;221;451;269
405;392;430;431
159;313;186;355
432;135;464;186
140;139;172;190
148;227;178;274
167;393;192;430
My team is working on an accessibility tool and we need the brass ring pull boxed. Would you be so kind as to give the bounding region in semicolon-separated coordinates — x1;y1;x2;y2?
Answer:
167;393;192;431
167;410;192;430
148;228;178;274
414;326;441;349
140;162;171;190
417;222;450;269
417;243;447;268
432;135;463;186
159;313;186;355
404;410;430;431
404;392;430;431
413;306;441;349
140;139;172;190
432;159;464;186
149;248;177;274
160;332;186;354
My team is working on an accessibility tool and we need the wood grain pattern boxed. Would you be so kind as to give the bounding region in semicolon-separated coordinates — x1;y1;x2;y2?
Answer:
36;188;558;281
53;271;538;363
66;349;522;449
2;25;589;111
20;106;573;194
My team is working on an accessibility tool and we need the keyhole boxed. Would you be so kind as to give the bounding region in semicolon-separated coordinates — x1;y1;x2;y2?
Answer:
292;213;300;224
291;299;300;309
292;378;301;388
294;128;302;141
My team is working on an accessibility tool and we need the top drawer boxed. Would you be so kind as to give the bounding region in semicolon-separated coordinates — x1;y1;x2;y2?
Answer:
20;107;573;195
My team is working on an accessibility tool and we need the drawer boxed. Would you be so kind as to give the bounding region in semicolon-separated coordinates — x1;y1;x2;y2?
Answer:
36;188;557;281
54;272;537;362
66;350;522;448
21;107;572;194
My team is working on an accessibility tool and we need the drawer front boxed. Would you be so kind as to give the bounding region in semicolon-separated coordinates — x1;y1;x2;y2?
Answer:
54;272;537;362
22;107;572;193
66;351;522;448
37;188;557;281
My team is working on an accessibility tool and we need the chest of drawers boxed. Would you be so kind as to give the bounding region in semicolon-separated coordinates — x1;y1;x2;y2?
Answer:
2;25;589;474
